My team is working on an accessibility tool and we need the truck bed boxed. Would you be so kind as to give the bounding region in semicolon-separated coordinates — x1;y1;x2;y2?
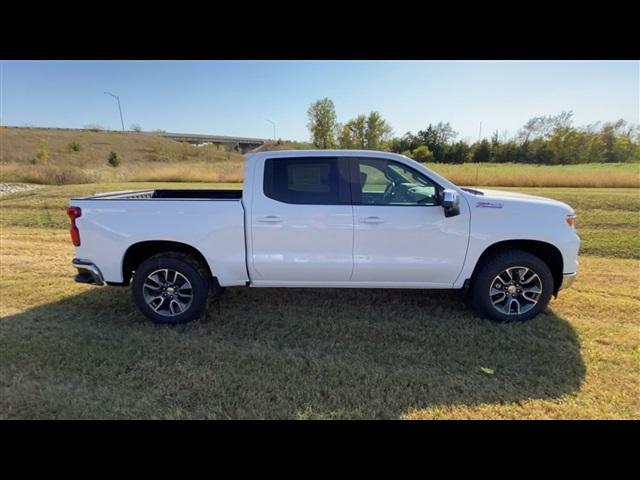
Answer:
70;188;248;286
72;189;243;200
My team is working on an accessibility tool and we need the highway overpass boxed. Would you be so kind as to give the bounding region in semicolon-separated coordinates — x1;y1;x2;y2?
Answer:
160;132;267;152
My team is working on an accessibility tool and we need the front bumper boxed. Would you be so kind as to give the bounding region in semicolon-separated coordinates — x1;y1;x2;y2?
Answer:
72;258;106;286
559;272;577;290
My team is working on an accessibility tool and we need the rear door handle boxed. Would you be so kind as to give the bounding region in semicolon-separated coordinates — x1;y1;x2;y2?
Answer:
257;215;282;223
361;216;384;224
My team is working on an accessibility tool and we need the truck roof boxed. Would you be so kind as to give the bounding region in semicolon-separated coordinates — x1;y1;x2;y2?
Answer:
247;149;411;160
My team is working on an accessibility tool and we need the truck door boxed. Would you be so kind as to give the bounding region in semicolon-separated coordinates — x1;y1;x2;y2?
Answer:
350;157;469;286
249;156;354;283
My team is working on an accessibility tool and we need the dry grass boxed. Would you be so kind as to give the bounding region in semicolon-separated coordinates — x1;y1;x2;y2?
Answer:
427;162;640;188
2;127;639;187
126;162;244;183
0;127;245;184
0;184;639;419
0;163;99;184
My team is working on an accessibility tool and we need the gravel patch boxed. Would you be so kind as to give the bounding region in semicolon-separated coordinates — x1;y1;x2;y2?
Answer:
0;183;45;197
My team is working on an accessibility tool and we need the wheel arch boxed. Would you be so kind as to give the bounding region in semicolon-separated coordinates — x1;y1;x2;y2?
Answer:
469;239;564;294
121;240;213;286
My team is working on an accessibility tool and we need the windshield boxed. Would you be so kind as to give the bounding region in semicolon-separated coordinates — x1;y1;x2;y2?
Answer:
386;164;432;187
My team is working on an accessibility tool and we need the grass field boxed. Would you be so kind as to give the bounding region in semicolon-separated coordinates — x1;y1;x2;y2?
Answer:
429;162;640;188
2;127;639;187
0;127;247;185
1;183;638;419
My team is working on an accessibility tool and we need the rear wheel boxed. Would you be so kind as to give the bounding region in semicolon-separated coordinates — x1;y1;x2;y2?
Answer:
470;249;554;323
132;252;209;324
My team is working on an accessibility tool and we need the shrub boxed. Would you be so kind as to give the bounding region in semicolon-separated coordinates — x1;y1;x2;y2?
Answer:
67;141;81;152
130;123;142;132
33;140;49;164
108;151;122;167
180;141;195;160
411;145;434;163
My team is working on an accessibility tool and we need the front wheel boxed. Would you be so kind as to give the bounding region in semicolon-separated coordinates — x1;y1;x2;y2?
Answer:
470;249;554;323
132;252;210;324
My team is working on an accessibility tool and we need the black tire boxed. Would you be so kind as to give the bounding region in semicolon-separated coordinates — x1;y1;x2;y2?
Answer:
470;249;554;323
132;252;210;324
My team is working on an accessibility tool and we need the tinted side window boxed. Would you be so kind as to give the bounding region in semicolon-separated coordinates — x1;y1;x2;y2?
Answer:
263;157;349;204
355;158;441;206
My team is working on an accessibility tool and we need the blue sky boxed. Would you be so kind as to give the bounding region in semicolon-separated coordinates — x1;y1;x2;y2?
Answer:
1;61;638;142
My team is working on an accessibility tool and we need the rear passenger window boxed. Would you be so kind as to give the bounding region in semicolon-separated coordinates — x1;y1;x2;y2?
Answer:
263;158;349;204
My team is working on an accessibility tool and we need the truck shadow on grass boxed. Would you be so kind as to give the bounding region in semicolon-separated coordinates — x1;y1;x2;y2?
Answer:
1;286;585;419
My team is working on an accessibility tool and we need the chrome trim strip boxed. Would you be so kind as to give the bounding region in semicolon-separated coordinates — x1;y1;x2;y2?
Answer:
72;258;106;286
560;272;577;290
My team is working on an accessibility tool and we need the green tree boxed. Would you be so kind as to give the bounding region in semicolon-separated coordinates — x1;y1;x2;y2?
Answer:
339;115;367;149
445;141;471;164
491;130;500;151
492;140;519;163
388;132;421;153
417;122;458;162
472;139;492;163
410;145;434;163
599;120;638;163
365;111;392;150
307;98;338;149
518;111;574;143
309;105;639;164
339;112;392;150
337;123;355;149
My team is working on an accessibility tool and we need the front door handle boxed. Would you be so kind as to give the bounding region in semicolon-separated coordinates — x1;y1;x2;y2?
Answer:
257;215;282;223
361;216;384;224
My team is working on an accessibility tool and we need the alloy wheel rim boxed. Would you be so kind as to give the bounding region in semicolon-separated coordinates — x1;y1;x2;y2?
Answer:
142;269;193;317
489;266;542;316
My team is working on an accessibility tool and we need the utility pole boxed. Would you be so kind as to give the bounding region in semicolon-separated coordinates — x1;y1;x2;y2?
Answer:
104;92;125;131
476;121;482;186
265;118;276;141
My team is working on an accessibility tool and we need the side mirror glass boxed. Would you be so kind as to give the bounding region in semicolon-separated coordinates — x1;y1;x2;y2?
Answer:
442;189;460;217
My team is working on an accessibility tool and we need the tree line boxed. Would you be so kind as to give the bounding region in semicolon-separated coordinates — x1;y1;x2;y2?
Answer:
307;98;640;164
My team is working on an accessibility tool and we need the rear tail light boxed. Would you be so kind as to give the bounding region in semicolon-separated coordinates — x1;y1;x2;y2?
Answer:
67;206;82;246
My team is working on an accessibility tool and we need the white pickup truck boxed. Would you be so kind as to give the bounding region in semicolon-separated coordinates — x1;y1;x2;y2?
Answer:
68;150;579;324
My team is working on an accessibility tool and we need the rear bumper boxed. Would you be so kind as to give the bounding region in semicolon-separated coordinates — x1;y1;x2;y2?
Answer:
559;272;577;290
72;258;106;286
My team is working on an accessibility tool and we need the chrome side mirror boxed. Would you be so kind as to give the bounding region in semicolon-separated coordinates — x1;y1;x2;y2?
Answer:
442;189;460;217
